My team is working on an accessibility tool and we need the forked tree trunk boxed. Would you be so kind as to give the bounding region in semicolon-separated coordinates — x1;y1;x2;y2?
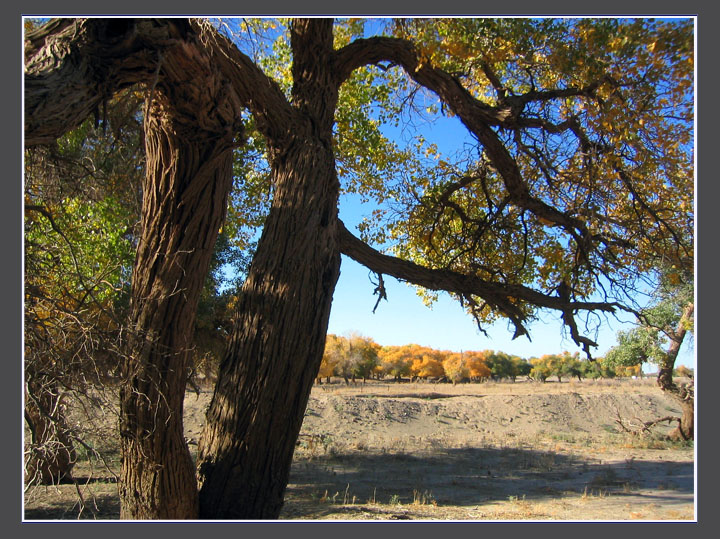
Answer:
118;92;236;518
25;17;337;520
23;18;244;519
25;16;696;521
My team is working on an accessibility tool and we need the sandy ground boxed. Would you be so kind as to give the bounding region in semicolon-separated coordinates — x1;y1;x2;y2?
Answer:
24;378;695;521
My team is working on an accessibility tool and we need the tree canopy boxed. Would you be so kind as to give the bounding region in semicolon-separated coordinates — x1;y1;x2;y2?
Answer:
332;17;692;355
25;18;694;351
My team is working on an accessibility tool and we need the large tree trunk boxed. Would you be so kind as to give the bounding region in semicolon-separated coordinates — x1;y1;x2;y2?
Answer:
25;17;336;520
24;16;695;521
118;96;236;519
195;145;340;518
25;18;245;519
196;19;341;520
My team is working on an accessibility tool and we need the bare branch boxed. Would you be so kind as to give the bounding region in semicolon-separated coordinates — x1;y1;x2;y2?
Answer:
613;410;682;437
370;272;388;314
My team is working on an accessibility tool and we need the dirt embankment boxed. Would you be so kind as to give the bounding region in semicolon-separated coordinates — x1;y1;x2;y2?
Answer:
277;379;694;520
25;378;695;521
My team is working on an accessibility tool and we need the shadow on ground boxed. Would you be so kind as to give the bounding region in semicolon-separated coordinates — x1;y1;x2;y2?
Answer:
282;446;693;519
24;447;693;520
24;490;120;520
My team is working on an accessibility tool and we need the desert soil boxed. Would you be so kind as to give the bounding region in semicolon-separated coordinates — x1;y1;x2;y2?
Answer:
24;378;695;521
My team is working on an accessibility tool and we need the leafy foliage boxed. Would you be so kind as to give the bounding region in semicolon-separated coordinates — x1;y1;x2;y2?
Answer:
377;344;416;380
529;351;606;382
196;17;694;354
320;333;381;383
24;91;144;484
24;91;144;386
319;334;623;385
356;18;694;342
604;264;694;371
26;16;695;354
24;16;695;517
485;351;530;381
440;353;469;383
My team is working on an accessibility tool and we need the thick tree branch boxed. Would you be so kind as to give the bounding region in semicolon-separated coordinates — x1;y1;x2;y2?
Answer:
333;37;509;126
25;18;295;149
338;220;624;351
334;36;603;129
25;19;184;146
333;36;599;263
192;20;297;146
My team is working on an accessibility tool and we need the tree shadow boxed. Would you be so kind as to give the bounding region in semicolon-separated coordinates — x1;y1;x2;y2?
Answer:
24;490;120;520
284;445;694;516
23;446;693;520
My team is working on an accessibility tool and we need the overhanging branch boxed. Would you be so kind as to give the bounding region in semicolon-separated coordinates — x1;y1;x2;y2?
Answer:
338;220;628;355
25;18;177;146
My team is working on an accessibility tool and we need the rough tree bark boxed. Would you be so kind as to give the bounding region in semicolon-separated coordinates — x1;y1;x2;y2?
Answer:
25;19;164;146
195;19;342;519
118;97;237;520
25;17;690;520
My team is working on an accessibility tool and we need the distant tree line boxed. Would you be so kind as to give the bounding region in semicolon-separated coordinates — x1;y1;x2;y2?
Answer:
317;334;661;384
